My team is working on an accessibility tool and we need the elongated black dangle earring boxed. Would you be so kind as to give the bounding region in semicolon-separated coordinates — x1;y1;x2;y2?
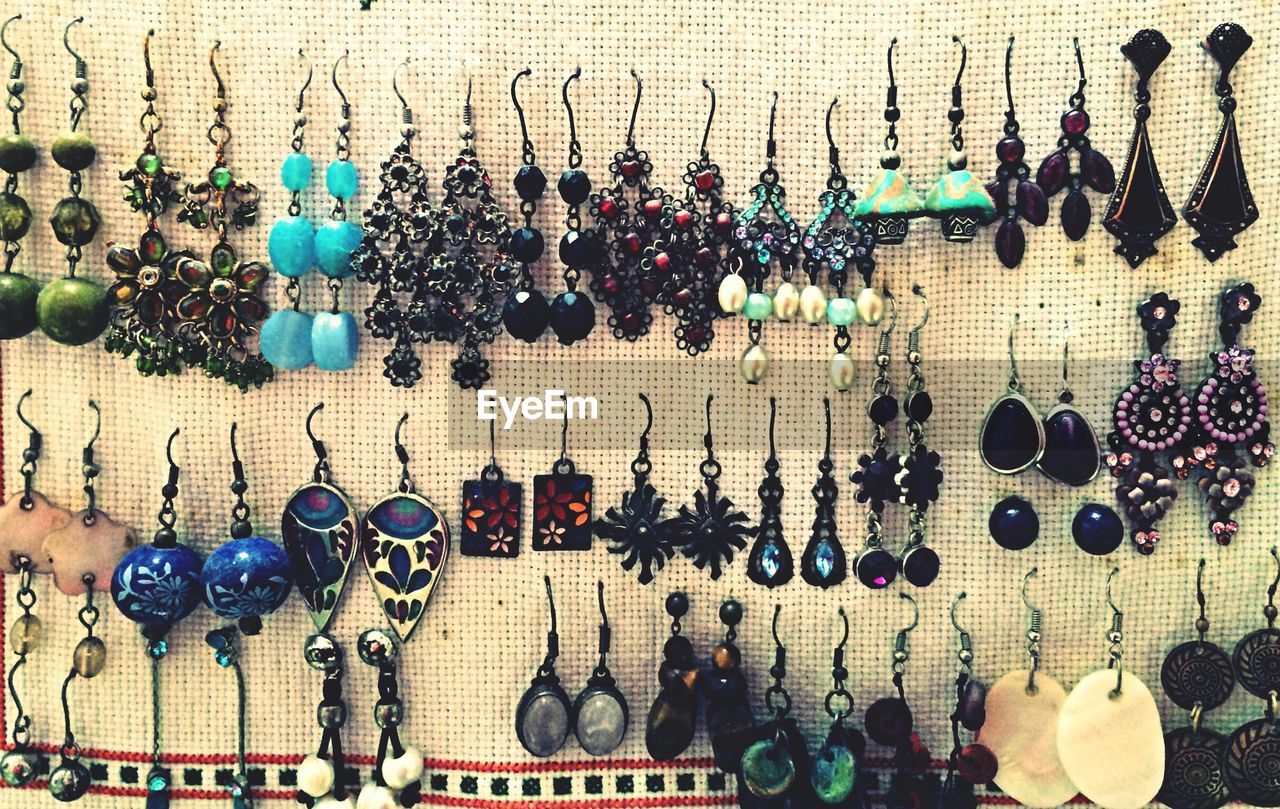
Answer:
673;395;750;579
810;608;865;805
1185;23;1256;261
516;576;572;757
985;36;1047;269
1039;335;1102;486
898;286;941;587
1038;38;1114;241
852;296;902;589
940;594;997;809
1105;292;1189;554
739;606;810;802
461;420;521;558
532;418;593;551
575;581;628;756
0;16;39;341
747;397;791;588
1176;283;1271;545
734;92;800;384
866;594;932;807
1158;560;1234;809
802;398;844;588
1104;29;1176;268
854;39;923;244
502;68;551;342
980;314;1044;476
703;598;755;774
925;37;995;242
598;394;675;584
646;592;698;761
549;68;595;346
1225;548;1280;806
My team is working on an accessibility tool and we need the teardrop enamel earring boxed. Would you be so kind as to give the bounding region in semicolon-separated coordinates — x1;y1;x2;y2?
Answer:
985;36;1048;269
516;576;571;757
460;419;522;558
1224;548;1280;806
672;395;750;579
809;608;865;805
645;592;697;761
941;594;997;807
739;606;808;801
924;37;995;242
801;398;844;588
597;394;676;584
574;582;628;756
0;16;38;340
854;38;923;244
502;68;551;343
864;594;931;806
746;397;791;588
852;295;902;589
549;68;596;346
38;18;108;347
897;286;941;587
980;314;1044;475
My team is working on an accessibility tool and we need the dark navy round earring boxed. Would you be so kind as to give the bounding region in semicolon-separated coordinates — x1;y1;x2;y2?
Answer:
989;495;1038;551
503;68;551;343
549;68;596;346
980;313;1044;475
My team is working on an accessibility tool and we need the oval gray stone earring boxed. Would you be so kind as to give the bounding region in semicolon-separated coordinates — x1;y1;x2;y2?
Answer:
516;576;572;757
980;313;1045;474
573;581;629;756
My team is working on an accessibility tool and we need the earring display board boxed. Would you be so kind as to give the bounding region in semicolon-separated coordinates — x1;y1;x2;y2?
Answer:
0;0;1278;806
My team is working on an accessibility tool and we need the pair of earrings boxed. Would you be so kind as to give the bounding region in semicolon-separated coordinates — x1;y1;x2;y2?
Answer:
989;494;1124;557
262;52;362;372
850;287;941;589
517;578;627;758
0;17;108;346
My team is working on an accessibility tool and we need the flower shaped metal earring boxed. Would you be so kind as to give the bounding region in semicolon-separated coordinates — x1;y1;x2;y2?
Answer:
672;395;750;579
924;37;995;242
897;286;941;587
597;394;676;584
548;69;596;346
852;296;902;589
0;16;39;341
502;68;552;343
985;36;1047;269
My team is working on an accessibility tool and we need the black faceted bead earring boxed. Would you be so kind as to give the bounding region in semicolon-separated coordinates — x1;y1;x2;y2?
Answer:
986;36;1047;269
1184;23;1257;261
852;295;902;589
550;69;596;346
503;68;552;342
645;592;697;761
597;394;675;584
747;397;791;588
801;397;844;588
1224;548;1280;806
672;395;750;579
898;286;941;587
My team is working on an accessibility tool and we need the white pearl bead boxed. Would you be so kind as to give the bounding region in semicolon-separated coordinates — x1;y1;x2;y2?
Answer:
717;274;748;314
356;783;397;809
799;285;828;324
315;796;355;809
856;287;886;326
740;344;771;384
381;747;423;789
772;282;800;321
830;352;856;391
297;754;336;798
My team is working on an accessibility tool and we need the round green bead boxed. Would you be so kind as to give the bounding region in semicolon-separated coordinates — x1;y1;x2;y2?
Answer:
36;277;108;345
51;132;96;172
0;134;36;174
827;297;856;326
0;272;40;339
743;291;773;321
137;153;161;176
740;739;795;798
0;192;32;241
209;166;233;190
50;198;101;247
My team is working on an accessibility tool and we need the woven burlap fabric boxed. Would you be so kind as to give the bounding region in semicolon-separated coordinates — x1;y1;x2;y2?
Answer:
0;0;1278;806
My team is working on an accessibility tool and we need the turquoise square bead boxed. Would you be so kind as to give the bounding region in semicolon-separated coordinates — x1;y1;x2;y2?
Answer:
267;216;317;278
743;291;773;321
827;297;856;326
280;152;312;192
325;159;359;201
259;309;314;370
314;220;362;279
311;310;358;371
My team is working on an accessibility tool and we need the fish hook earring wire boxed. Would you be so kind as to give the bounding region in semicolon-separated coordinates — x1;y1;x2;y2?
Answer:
979;312;1045;475
0;13;42;342
987;35;1049;268
898;284;942;586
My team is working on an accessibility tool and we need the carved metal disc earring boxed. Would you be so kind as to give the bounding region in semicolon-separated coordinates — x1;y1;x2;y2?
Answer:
673;395;750;579
1104;29;1175;268
1225;548;1280;806
461;419;522;558
533;418;593;551
502;68;552;343
549;69;596;345
1185;23;1256;261
985;36;1047;269
801;397;844;588
853;38;923;244
1038;336;1101;486
980;313;1044;475
924;37;995;242
0;16;39;340
574;581;628;756
597;394;675;584
746;397;791;588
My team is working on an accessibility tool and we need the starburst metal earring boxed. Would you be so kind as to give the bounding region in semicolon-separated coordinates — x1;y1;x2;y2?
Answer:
548;69;596;346
597;394;675;584
502;68;551;343
673;395;750;579
746;397;791;588
985;36;1047;269
924;37;995;243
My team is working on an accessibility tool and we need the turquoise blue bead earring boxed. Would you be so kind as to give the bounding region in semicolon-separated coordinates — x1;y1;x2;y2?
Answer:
924;37;996;242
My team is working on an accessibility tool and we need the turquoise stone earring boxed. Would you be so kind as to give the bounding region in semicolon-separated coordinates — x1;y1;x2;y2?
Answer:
925;37;996;242
0;16;40;340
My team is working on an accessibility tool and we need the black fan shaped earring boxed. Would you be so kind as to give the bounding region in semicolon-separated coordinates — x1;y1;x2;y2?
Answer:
1184;23;1257;261
985;36;1048;269
1224;548;1280;807
597;394;676;584
502;68;552;343
980;314;1044;475
801;397;844;588
672;395;751;579
746;397;791;588
549;69;596;345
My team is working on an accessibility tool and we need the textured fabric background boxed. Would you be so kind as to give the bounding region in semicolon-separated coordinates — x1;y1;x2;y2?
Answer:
0;0;1277;805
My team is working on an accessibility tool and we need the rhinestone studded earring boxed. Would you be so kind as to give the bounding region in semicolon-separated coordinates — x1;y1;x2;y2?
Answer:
597;394;676;584
1224;548;1280;806
548;69;596;346
0;16;38;341
502;68;552;343
800;398;844;588
985;36;1048;269
925;37;995;242
746;397;791;588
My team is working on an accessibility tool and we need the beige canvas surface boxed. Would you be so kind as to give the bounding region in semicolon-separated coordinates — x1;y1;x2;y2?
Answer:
0;0;1278;805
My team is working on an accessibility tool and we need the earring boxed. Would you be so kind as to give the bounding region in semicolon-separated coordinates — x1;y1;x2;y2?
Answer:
532;418;593;551
801;398;844;588
740;606;809;801
1158;560;1234;809
502;68;551;343
1179;283;1271;545
1071;502;1125;556
733;91;800;383
810;607;865;805
941;594;997;808
977;569;1077;807
110;429;204;808
1104;29;1176;268
1224;548;1280;806
548;69;596;346
898;286;941;587
704;598;754;774
1038;37;1114;241
1058;569;1165;808
672;394;751;579
103;30;190;376
516;576;572;757
925;37;995;243
988;495;1038;551
352;59;433;387
852;295;902;589
980;314;1044;475
461;419;522;558
575;581;628;756
1106;292;1189;554
1038;336;1101;486
38;18;107;347
0;16;38;340
646;592;697;761
597;394;676;583
1185;23;1257;261
985;36;1047;268
747;397;791;588
865;594;931;805
853;38;923;244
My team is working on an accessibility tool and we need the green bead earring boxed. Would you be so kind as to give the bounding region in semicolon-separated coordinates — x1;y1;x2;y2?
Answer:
0;15;39;340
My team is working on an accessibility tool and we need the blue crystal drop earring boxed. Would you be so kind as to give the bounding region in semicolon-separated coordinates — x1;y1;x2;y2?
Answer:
746;397;792;588
800;397;845;588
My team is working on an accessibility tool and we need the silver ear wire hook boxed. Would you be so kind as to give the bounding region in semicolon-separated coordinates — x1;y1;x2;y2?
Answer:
294;49;313;113
1106;567;1124;696
1;14;21;71
392;58;412;128
1023;567;1043;692
699;79;715;158
951;591;973;671
1007;313;1024;391
893;592;918;673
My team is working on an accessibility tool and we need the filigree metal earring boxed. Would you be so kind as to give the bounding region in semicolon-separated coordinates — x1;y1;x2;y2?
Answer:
574;582;628;756
549;68;596;346
38;18;107;347
704;598;754;774
502;68;551;343
1105;292;1189;554
980;314;1044;475
532;418;593;551
0;16;38;340
673;395;750;579
1225;548;1280;806
810;608;865;805
746;397;790;588
925;37;995;242
1185;23;1256;261
1158;559;1234;809
852;296;902;589
110;429;204;808
1038;336;1101;486
1038;37;1114;241
940;594;997;808
985;36;1047;268
898;286;941;587
739;606;809;802
461;420;522;558
1104;29;1175;268
646;592;697;761
801;398;844;588
516;576;572;757
853;38;923;245
865;594;931;807
597;394;675;584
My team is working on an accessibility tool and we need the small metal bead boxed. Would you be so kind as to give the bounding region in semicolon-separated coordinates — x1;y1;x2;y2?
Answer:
876;354;890;368
833;666;847;681
908;350;922;365
401;125;416;139
83;464;99;479
337;121;351;133
1107;630;1122;643
317;703;347;729
458;124;475;141
893;649;909;664
70;78;88;95
6;79;23;95
1027;631;1041;643
213;98;228;112
295;115;308;127
947;149;968;171
141;87;157;101
230;479;248;495
21;449;36;463
374;700;403;728
357;628;399;667
303;633;343;671
769;665;784;679
880;150;901;170
947;106;964;124
1194;617;1210;634
958;649;974;665
1265;605;1277;623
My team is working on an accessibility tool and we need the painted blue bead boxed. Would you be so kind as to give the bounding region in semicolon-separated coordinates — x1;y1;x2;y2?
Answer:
311;310;358;371
111;544;204;626
325;159;358;200
259;309;314;370
314;220;362;279
200;536;292;621
267;216;317;278
281;152;313;192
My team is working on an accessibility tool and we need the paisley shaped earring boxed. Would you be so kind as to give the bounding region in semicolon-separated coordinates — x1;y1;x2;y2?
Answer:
852;296;903;589
940;594;997;808
460;420;521;558
548;68;596;346
1158;559;1234;809
739;606;809;802
516;576;572;757
1224;548;1280;807
1038;336;1101;486
645;592;697;761
703;598;755;774
809;608;865;806
853;38;923;245
984;36;1047;269
801;398;844;588
672;395;750;579
864;594;931;806
532;418;593;551
980;314;1043;475
38;18;108;347
0;16;39;341
574;581;628;756
597;394;675;584
924;37;995;242
897;286;941;587
746;397;791;588
502;68;551;343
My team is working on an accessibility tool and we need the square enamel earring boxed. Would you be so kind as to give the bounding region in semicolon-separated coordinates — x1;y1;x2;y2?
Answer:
532;418;593;551
461;419;522;558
